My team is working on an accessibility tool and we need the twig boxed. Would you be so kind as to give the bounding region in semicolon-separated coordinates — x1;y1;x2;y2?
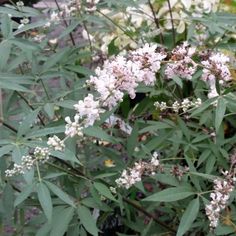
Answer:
0;119;17;133
15;91;45;126
54;0;76;46
96;9;138;44
123;197;176;233
167;0;176;46
148;0;164;44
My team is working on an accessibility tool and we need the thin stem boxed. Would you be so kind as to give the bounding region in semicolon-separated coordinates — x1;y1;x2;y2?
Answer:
36;161;42;182
166;0;176;46
198;190;213;196
161;157;185;161
15;91;45;126
46;161;89;181
148;0;164;44
40;79;50;100
76;6;93;58
54;0;76;46
0;89;3;125
96;9;138;44
0;119;17;133
123;197;176;233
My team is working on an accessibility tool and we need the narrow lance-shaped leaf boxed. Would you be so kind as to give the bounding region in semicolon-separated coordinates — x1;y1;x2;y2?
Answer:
177;198;200;236
45;180;75;207
50;207;74;236
215;97;226;132
143;186;195;202
37;182;52;221
14;183;35;207
77;205;99;236
93;182;117;202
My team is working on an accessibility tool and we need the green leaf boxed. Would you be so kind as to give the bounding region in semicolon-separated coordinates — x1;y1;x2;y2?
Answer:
26;125;65;138
139;121;173;133
108;37;120;56
37;182;52;221
190;97;216;117
44;103;55;120
51;148;82;166
189;172;216;181
177;117;191;141
2;184;14;221
14;183;34;207
17;108;41;137
65;65;93;76
50;207;74;236
1;14;12;38
10;38;40;51
0;80;31;92
172;76;183;88
43;48;70;71
93;172;118;179
215;98;226;132
177;198;199;236
13;20;48;36
93;182;117;202
77;205;99;236
0;41;11;71
45;181;75;207
127;122;139;157
83;126;117;143
0;144;14;157
143;186;195;202
58;21;80;39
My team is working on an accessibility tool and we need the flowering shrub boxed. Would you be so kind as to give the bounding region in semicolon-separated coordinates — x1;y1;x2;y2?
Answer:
0;0;236;235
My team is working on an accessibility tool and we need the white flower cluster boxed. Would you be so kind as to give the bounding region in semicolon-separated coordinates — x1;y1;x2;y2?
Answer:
5;147;50;177
154;98;202;113
85;0;100;12
73;94;102;127
34;147;50;162
18;18;30;29
88;44;166;109
115;152;160;189
16;1;24;7
65;115;83;137
205;171;236;228
165;42;197;80
201;52;231;99
47;135;65;151
66;44;166;138
5;163;24;177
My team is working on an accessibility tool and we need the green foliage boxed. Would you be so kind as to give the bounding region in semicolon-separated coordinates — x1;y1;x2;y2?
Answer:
0;0;235;235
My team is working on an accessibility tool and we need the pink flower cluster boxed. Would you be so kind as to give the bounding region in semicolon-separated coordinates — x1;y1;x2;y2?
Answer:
165;42;197;80
205;171;235;228
115;152;160;189
201;52;231;99
89;44;166;109
64;44;166;137
63;42;232;139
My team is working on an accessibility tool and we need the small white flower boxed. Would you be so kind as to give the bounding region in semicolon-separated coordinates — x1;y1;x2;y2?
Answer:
16;1;24;7
47;135;65;151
